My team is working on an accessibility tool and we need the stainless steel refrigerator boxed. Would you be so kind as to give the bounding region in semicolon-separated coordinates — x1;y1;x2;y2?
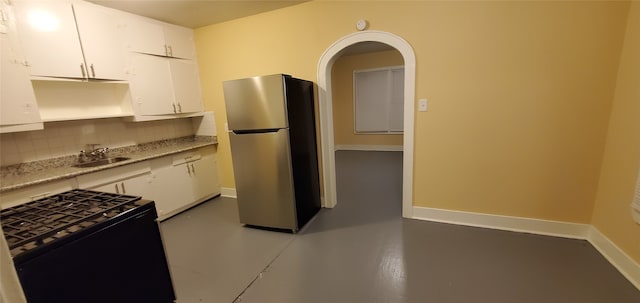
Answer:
223;74;321;232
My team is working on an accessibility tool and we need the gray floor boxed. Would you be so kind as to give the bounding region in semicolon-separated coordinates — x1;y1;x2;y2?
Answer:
160;151;640;303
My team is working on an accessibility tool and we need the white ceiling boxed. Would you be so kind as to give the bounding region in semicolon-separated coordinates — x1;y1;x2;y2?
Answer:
87;1;397;55
87;0;309;28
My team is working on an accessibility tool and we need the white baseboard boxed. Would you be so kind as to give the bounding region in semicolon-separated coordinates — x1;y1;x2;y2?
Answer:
334;144;402;152
412;206;640;291
412;206;589;239
587;227;640;290
220;187;237;198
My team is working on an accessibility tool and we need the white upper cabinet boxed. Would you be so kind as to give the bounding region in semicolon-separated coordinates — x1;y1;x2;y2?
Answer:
13;1;84;78
122;16;196;60
128;53;203;116
170;59;203;113
71;2;127;80
121;17;166;57
128;53;174;115
13;1;126;80
1;34;42;128
0;0;42;133
163;24;196;60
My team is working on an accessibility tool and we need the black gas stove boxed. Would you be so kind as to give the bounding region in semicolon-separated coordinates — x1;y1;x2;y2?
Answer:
1;189;146;261
0;189;176;303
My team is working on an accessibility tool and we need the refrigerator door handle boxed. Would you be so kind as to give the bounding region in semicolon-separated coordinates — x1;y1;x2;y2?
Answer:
233;128;282;135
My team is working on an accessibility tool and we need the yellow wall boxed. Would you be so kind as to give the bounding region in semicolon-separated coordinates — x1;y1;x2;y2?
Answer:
592;1;640;264
195;1;628;226
332;49;404;146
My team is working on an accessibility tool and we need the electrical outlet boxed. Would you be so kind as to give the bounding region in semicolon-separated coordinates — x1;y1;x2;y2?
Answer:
418;99;428;112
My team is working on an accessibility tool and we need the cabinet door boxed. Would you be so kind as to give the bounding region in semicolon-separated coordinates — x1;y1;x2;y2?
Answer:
151;162;194;218
128;53;174;115
121;16;166;57
169;58;203;114
190;155;219;201
163;24;195;59
90;175;152;198
13;1;85;78
72;2;127;80
1;9;41;127
76;161;153;198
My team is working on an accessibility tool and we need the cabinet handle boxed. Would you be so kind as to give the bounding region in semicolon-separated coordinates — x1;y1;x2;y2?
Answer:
191;163;195;173
164;45;169;56
90;64;96;78
172;103;177;113
115;183;120;194
177;103;182;113
80;63;86;78
168;45;173;57
121;182;126;194
186;163;191;175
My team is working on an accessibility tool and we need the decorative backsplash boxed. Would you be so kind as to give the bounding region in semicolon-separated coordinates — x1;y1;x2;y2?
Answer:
0;118;194;166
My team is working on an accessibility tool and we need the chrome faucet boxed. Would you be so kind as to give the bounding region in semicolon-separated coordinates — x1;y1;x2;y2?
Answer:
78;144;109;163
77;150;89;163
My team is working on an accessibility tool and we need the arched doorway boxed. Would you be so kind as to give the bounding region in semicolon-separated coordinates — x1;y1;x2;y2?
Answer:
317;31;416;218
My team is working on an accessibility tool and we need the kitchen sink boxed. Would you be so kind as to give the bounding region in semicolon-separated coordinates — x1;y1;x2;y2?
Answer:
73;157;131;168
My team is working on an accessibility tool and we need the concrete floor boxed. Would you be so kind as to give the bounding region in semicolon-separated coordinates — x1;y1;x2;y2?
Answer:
160;151;640;303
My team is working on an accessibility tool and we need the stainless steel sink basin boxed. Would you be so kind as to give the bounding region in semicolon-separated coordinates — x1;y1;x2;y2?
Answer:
74;157;131;168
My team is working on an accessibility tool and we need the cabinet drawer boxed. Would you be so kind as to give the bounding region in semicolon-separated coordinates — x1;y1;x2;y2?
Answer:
172;152;200;166
76;161;150;189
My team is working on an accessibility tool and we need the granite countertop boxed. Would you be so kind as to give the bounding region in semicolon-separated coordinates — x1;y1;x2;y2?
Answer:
0;136;217;192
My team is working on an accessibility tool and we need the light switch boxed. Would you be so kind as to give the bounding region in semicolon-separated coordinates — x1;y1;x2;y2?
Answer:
418;99;428;112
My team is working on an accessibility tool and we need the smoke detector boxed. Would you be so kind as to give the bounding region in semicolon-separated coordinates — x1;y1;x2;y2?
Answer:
356;19;368;31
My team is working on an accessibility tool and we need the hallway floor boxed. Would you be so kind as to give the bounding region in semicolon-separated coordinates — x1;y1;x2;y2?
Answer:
160;151;640;303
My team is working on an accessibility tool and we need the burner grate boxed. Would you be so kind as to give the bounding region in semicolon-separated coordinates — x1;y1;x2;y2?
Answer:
0;189;141;256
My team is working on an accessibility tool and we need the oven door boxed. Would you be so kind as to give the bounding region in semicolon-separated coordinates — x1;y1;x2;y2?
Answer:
15;205;176;303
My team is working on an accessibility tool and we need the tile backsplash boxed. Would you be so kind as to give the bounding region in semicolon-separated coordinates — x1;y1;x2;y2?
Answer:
0;118;194;166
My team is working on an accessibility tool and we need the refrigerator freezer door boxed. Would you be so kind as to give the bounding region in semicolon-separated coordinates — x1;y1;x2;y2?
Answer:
223;74;288;131
229;129;297;230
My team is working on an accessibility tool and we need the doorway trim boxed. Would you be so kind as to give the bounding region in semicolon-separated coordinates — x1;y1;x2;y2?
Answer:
317;30;416;218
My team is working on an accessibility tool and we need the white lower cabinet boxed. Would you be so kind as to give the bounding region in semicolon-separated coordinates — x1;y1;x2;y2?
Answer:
75;161;153;199
191;154;219;202
151;157;192;218
2;148;218;218
150;148;219;220
0;179;74;210
86;173;152;197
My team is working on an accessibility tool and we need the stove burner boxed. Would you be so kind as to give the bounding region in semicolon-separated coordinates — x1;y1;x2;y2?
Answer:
0;189;141;257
